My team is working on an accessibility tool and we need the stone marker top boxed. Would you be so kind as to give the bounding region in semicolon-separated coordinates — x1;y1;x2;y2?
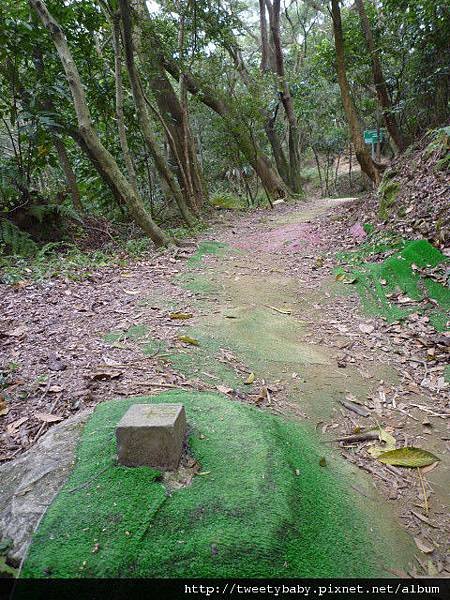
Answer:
116;403;186;470
117;403;184;429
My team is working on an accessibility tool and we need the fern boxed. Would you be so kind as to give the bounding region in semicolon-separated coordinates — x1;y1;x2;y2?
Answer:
27;203;82;224
0;219;37;256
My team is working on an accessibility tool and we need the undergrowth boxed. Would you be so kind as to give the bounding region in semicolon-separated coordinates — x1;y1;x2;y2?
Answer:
0;224;207;285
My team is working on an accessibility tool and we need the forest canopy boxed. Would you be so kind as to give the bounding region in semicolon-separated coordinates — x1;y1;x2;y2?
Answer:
1;0;449;254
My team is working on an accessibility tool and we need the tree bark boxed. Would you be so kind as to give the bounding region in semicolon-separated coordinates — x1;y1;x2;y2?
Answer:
268;0;302;193
162;57;288;199
111;12;139;194
331;0;380;185
259;0;271;72
30;0;170;246
118;0;195;226
134;0;207;212
227;42;291;189
355;0;405;152
52;135;84;213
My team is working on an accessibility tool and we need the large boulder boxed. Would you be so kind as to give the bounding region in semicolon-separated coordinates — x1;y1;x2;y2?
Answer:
0;410;91;566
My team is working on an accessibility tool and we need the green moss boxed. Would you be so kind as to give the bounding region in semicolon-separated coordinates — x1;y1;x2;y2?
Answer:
186;241;228;267
210;193;245;210
337;239;450;330
22;392;410;578
166;334;243;387
445;365;450;383
103;324;149;344
378;179;400;220
177;272;219;295
400;239;445;268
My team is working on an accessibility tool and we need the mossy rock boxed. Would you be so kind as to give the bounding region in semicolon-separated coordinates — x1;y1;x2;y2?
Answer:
21;392;413;578
378;178;400;220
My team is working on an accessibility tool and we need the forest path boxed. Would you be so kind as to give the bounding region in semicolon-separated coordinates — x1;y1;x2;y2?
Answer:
2;198;445;575
172;197;417;573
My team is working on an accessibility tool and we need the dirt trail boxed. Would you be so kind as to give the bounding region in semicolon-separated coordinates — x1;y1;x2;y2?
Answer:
2;197;448;575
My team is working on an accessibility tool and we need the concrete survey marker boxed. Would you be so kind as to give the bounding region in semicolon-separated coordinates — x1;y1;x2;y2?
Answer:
116;403;186;470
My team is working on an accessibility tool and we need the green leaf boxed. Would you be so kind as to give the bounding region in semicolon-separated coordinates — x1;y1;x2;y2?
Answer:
245;372;255;384
178;335;199;346
378;447;439;468
170;312;193;320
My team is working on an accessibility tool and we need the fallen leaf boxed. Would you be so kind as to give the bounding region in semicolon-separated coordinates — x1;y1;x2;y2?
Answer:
169;312;193;320
359;323;375;334
49;385;64;393
420;461;440;475
340;398;370;417
368;428;396;458
245;372;255;385
91;368;123;380
267;306;292;315
216;385;233;394
6;416;28;434
378;447;440;468
35;412;63;423
414;537;434;554
0;396;9;417
178;335;199;346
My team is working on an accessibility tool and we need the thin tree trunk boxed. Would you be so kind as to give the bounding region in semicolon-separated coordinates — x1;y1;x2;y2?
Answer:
259;0;271;72
118;0;195;226
30;0;170;246
331;0;380;185
312;147;324;196
134;0;207;212
162;58;288;199
269;0;302;193
355;0;405;152
52;135;83;212
348;142;353;188
111;12;139;194
227;43;290;188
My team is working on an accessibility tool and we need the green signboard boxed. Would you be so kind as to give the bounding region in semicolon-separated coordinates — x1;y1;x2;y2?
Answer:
364;129;386;144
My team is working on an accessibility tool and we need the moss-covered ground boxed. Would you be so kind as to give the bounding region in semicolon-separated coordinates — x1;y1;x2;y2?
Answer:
22;391;411;578
337;238;450;330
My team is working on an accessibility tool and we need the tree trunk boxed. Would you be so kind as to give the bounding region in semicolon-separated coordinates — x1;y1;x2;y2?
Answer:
227;43;291;189
355;0;405;153
134;0;207;213
111;12;139;194
259;0;270;72
52;135;83;213
331;0;380;185
30;0;170;246
268;0;302;193
264;109;290;185
162;58;288;199
118;0;195;226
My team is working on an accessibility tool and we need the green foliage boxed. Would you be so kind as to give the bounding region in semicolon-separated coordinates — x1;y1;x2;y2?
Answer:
0;219;37;256
209;192;245;210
